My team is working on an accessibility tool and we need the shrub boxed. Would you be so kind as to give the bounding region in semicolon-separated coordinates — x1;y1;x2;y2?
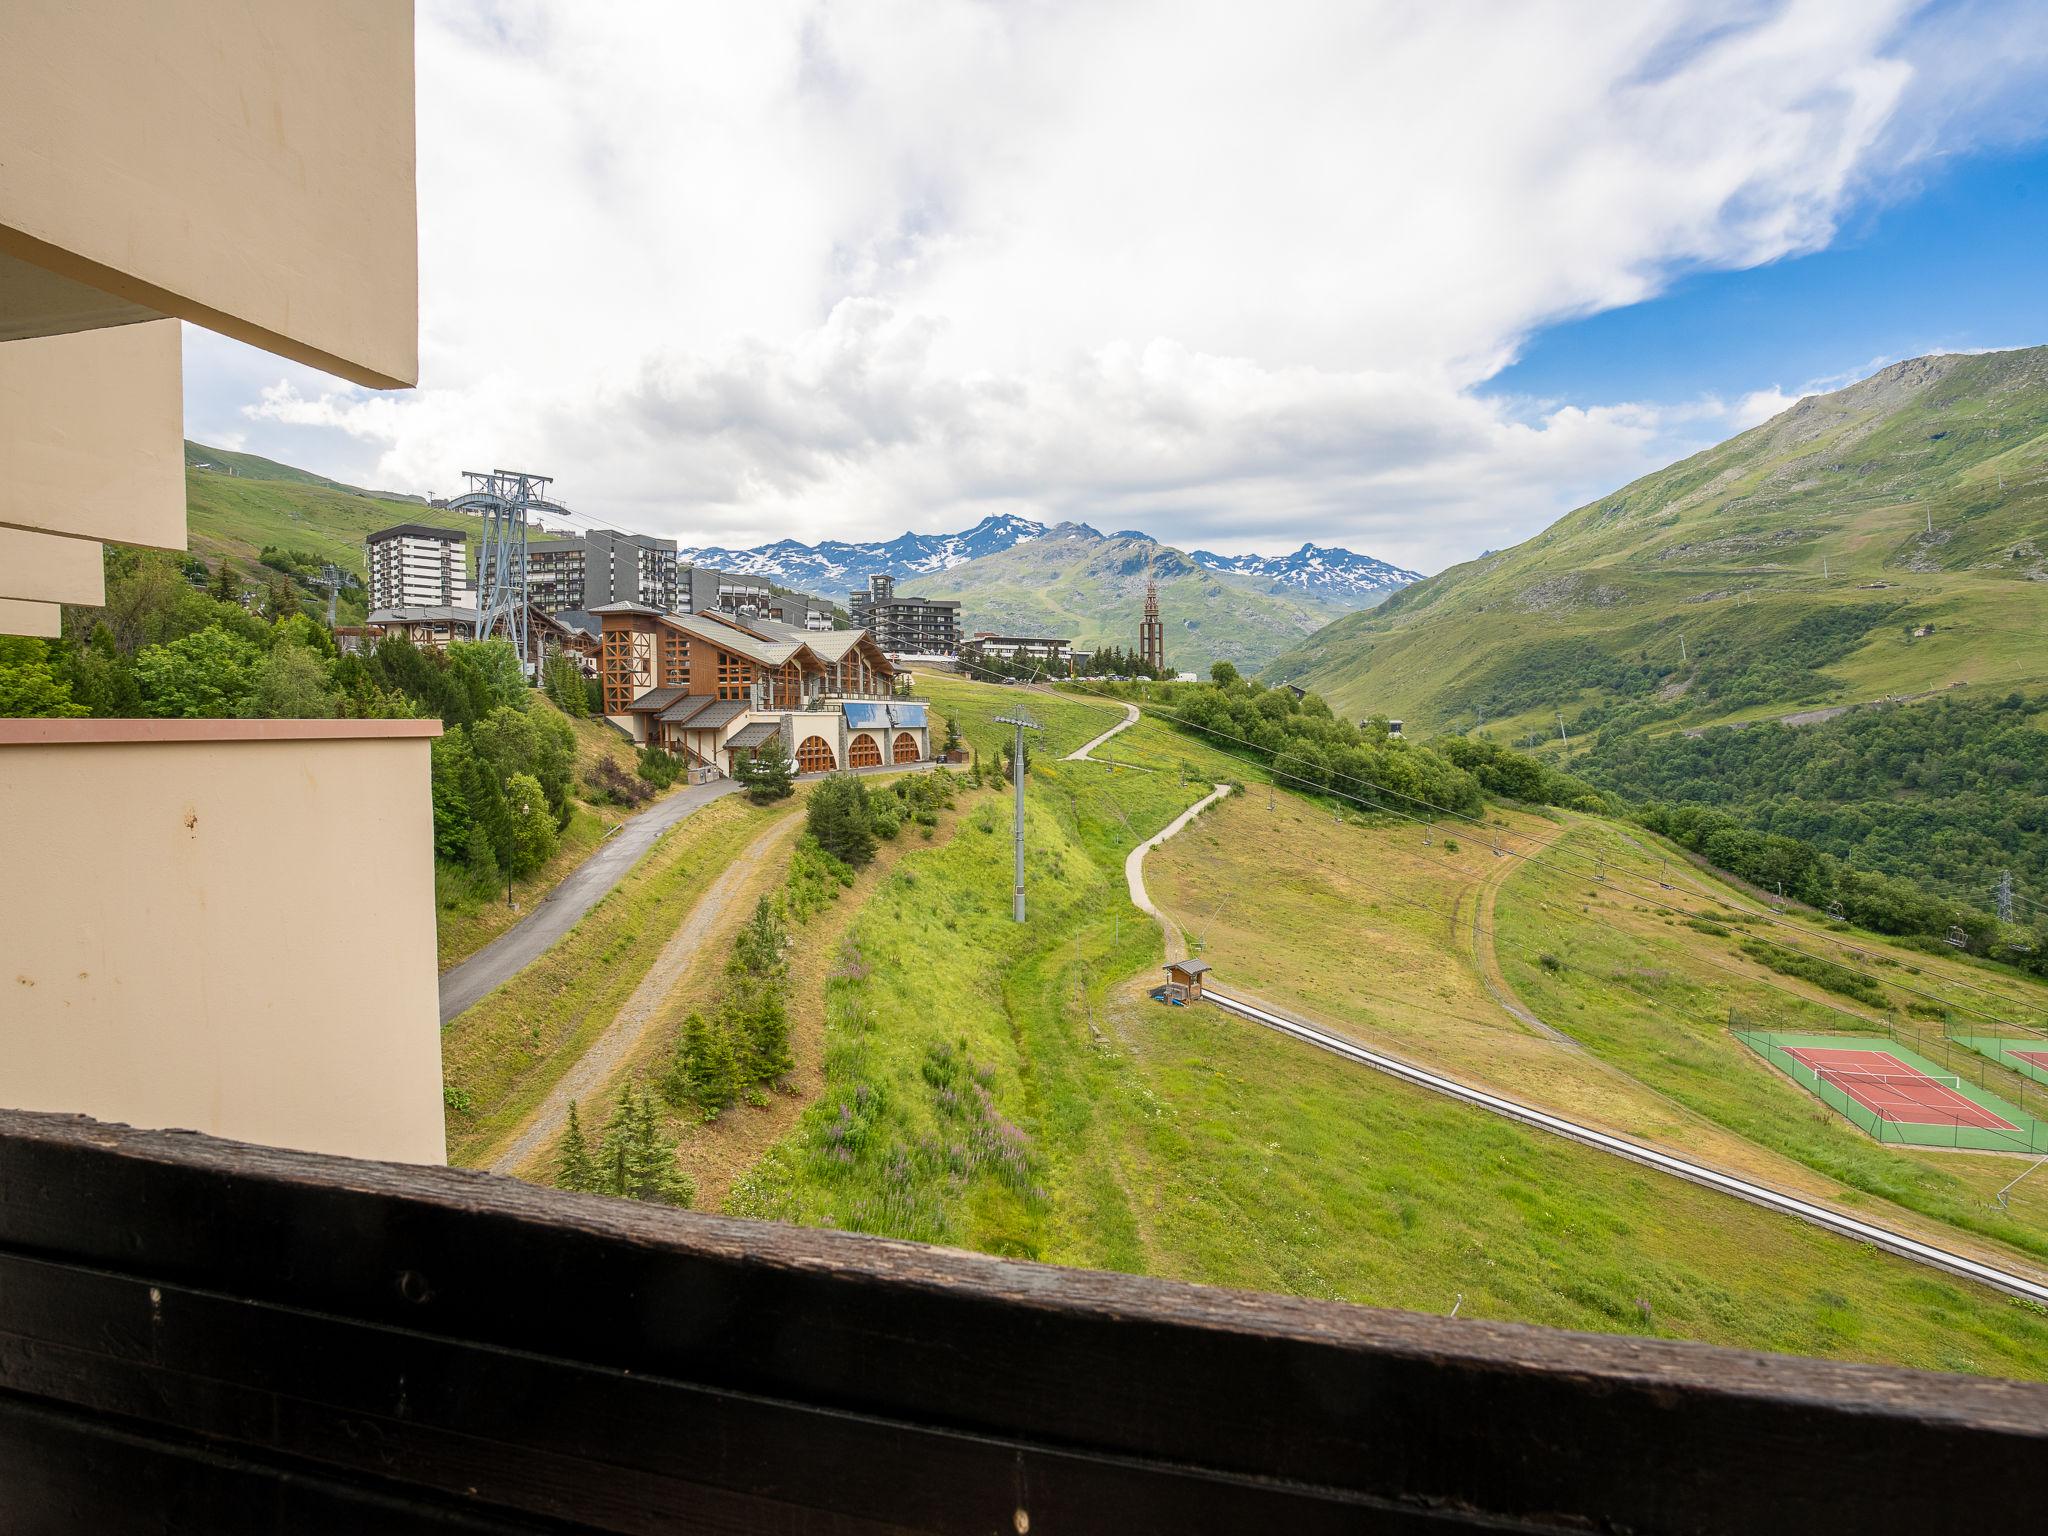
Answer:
1738;939;1890;1009
637;745;683;788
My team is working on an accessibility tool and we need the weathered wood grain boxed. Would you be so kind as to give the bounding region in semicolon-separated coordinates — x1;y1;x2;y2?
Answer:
0;1110;2040;1533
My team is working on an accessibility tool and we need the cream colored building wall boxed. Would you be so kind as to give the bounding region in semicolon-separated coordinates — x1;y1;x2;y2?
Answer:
0;1;418;388
0;721;447;1164
0;318;184;550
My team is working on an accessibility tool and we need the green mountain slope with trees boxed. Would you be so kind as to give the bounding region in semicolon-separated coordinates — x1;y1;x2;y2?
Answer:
899;525;1354;671
1267;347;2048;738
184;441;477;597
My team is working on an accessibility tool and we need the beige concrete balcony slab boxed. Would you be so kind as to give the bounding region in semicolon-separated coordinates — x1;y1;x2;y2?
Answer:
0;524;105;607
0;318;184;551
0;718;447;1165
0;0;418;388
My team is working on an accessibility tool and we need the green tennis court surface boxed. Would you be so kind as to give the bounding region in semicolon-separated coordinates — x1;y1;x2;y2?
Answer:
1735;1030;2048;1154
1953;1035;2048;1089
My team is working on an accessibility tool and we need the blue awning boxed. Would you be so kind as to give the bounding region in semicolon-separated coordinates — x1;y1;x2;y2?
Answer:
841;701;891;730
889;703;927;730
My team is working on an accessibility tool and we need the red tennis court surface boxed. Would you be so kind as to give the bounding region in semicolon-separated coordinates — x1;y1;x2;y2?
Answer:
1787;1047;2017;1131
2016;1050;2048;1074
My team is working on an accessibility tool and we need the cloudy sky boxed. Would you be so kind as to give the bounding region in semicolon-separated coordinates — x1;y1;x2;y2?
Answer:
184;0;2048;572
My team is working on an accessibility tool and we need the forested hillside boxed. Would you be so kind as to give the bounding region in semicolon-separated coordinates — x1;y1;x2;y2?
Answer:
1582;690;2047;916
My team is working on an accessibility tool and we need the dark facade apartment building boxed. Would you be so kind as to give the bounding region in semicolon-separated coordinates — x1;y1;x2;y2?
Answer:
849;573;960;656
525;529;679;614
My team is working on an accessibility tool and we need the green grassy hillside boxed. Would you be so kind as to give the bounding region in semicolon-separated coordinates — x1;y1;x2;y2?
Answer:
899;526;1350;671
1268;347;2048;739
713;674;2048;1376
184;442;478;582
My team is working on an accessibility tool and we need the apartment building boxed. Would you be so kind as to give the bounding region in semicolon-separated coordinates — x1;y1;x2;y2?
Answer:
526;534;588;614
598;605;927;776
366;523;466;609
0;1;441;1166
526;529;679;612
677;564;769;617
849;572;962;656
961;633;1074;671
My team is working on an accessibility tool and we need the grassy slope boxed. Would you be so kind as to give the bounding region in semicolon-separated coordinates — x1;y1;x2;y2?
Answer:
440;794;784;1167
1268;347;2048;737
1147;789;2048;1267
899;531;1350;672
184;462;478;580
725;676;2048;1377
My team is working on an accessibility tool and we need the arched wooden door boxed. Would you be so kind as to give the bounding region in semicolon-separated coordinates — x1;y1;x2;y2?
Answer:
892;732;920;764
796;736;837;773
848;733;883;768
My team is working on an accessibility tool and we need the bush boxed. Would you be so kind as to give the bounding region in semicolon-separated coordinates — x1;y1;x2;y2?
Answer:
1738;939;1890;1009
637;745;683;788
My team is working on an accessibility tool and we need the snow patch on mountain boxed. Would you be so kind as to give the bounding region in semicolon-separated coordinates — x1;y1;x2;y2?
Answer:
1188;542;1421;600
679;518;1417;604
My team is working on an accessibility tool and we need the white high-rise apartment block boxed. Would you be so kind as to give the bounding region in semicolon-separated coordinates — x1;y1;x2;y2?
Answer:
366;524;466;610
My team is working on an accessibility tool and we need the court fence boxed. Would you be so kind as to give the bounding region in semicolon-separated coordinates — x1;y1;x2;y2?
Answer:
1733;1029;2048;1155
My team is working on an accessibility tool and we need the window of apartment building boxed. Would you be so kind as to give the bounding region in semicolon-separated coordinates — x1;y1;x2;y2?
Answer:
716;650;750;700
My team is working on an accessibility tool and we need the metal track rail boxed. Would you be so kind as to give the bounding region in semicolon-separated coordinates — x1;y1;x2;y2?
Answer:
1202;986;2048;1304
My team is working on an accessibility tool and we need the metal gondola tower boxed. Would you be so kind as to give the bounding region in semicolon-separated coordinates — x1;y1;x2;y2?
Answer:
447;469;573;670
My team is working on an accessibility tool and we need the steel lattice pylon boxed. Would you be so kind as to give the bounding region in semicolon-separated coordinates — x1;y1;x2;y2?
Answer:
446;469;572;669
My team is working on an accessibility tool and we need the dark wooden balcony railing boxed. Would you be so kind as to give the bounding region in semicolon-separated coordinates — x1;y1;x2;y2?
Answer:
0;1109;2041;1533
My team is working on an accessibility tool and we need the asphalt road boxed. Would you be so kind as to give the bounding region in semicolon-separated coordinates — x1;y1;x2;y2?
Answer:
438;777;743;1024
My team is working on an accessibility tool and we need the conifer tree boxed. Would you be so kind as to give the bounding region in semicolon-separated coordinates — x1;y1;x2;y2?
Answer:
556;1099;596;1192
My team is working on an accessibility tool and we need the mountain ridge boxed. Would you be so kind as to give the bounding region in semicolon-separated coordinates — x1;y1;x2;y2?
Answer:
1265;345;2048;740
677;516;1416;605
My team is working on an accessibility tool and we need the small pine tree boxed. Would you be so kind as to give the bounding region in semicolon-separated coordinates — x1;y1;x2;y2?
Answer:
556;1100;597;1192
209;560;240;603
594;1085;694;1204
669;1011;741;1114
806;773;877;865
732;978;793;1082
747;743;793;803
940;714;963;756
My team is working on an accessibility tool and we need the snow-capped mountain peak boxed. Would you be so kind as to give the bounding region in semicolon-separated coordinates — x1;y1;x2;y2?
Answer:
677;519;1417;605
1186;542;1421;600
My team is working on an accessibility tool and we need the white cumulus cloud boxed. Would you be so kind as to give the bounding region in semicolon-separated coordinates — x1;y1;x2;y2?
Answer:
196;0;2048;571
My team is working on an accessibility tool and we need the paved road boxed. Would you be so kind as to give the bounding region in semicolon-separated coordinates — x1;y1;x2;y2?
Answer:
439;777;743;1024
487;813;803;1174
1201;984;2048;1305
1067;700;1140;762
1124;785;1234;965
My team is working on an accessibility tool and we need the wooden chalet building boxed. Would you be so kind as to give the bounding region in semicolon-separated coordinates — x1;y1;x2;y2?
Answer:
595;605;929;777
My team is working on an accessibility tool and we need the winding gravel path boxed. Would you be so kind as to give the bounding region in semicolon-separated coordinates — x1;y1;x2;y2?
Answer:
487;813;802;1175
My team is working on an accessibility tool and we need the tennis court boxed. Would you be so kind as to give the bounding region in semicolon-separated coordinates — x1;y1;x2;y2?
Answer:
1953;1035;2048;1089
1734;1030;2048;1153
